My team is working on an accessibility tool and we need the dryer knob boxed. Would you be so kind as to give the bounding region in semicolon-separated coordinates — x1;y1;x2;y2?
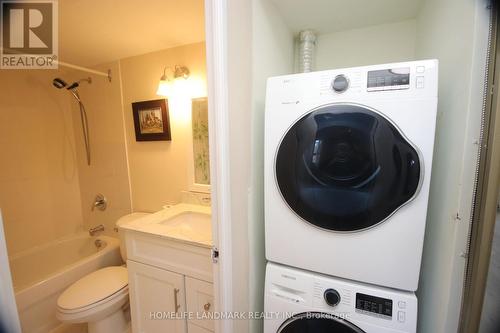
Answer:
324;289;341;307
332;74;349;93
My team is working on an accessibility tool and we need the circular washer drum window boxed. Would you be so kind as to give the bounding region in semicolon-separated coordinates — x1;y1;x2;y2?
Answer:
275;103;421;232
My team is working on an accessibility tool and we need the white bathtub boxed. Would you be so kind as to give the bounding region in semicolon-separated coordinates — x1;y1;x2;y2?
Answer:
9;233;122;333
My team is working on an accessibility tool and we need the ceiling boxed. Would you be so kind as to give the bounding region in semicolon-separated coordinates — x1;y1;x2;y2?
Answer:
58;0;205;67
270;0;424;35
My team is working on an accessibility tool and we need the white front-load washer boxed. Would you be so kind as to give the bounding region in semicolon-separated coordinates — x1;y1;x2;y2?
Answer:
264;262;417;333
264;60;438;291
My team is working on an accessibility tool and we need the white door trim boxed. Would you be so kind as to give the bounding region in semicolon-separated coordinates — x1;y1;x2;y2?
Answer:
204;1;233;332
0;210;21;333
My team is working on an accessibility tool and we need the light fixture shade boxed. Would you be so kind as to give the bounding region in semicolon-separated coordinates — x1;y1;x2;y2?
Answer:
156;65;190;97
156;79;170;97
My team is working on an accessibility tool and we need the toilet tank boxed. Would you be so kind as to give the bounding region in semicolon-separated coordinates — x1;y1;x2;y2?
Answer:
116;212;150;262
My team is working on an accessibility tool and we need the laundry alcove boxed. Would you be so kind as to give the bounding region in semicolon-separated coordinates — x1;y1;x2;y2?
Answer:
235;0;491;332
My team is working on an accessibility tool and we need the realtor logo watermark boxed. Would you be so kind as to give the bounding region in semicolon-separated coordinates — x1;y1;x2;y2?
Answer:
0;0;58;68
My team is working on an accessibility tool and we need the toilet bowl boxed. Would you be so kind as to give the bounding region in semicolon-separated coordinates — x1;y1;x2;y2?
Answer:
57;266;129;333
56;213;150;333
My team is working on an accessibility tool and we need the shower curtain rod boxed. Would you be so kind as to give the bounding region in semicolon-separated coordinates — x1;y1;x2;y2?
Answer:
56;61;112;82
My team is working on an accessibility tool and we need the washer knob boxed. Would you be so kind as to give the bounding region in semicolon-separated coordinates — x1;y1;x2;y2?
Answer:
324;288;341;307
332;74;349;93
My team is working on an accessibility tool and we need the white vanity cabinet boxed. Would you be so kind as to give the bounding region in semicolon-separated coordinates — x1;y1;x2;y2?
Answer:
185;277;215;331
128;260;187;333
125;230;214;333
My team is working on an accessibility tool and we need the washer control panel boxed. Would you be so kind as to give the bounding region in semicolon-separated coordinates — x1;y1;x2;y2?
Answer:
355;292;393;318
367;67;410;92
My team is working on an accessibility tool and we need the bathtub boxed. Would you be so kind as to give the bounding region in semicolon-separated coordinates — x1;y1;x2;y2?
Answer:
9;233;122;333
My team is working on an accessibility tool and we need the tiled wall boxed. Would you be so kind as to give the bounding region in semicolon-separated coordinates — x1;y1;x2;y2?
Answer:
0;70;84;256
69;62;132;236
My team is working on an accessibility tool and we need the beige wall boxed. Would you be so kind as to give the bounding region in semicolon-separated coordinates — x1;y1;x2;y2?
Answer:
69;62;132;236
415;0;488;332
314;19;417;70
250;1;295;332
119;42;207;212
0;70;84;256
0;42;206;254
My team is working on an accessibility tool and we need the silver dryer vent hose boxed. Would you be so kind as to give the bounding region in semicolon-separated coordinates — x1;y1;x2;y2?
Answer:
299;30;316;73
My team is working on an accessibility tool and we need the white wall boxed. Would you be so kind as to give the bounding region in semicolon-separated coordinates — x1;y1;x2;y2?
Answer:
250;1;294;332
314;19;417;70
225;0;253;331
415;0;490;332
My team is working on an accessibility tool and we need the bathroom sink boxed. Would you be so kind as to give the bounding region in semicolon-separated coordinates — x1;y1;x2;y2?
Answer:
118;203;212;247
160;211;211;227
160;211;211;243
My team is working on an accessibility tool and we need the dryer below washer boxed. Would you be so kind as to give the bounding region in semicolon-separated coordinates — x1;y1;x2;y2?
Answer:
264;263;417;333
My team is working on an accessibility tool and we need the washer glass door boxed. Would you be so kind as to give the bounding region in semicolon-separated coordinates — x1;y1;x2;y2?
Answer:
277;312;365;333
276;103;421;231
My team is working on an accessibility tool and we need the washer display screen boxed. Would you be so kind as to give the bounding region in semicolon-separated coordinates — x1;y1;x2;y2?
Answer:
367;67;410;91
356;293;393;318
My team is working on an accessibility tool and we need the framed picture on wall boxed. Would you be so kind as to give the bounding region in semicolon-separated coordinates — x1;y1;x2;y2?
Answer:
132;99;171;141
188;97;210;193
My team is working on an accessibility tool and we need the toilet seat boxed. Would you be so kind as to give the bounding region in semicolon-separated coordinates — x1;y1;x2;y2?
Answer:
57;266;129;324
58;286;128;314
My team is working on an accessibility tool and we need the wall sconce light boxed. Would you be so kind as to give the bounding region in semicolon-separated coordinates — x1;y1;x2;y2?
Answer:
156;65;190;97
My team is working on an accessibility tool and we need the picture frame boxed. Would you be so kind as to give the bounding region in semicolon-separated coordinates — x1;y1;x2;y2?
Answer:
132;99;171;141
188;97;210;193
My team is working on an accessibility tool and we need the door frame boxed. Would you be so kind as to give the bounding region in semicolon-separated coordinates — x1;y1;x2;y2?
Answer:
459;4;500;332
0;210;21;333
204;0;234;332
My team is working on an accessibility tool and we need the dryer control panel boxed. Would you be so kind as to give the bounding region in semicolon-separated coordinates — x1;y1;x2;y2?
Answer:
367;67;410;91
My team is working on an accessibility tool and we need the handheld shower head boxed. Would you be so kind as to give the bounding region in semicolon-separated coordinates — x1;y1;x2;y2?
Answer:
52;78;67;89
67;77;92;91
67;82;80;90
51;76;92;166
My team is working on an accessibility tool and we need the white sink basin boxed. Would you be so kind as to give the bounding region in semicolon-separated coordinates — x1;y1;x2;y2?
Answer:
160;211;211;243
160;211;211;227
119;204;212;247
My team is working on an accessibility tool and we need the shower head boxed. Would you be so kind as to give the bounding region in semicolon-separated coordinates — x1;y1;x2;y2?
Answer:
52;76;92;166
67;77;92;91
52;78;67;89
67;81;80;90
52;77;91;91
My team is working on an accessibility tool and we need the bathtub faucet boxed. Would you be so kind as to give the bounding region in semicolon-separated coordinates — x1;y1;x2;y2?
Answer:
89;224;105;236
91;194;107;211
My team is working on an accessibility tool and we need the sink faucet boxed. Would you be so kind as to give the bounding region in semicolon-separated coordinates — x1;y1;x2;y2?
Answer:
89;224;105;236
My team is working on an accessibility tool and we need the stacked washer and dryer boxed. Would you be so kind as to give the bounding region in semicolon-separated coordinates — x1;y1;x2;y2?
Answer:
263;60;438;333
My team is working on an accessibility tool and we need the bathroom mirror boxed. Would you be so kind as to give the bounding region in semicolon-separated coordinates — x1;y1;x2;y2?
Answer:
188;97;210;193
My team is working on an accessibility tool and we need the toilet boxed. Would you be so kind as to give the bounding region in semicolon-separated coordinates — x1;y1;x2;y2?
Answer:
56;213;150;333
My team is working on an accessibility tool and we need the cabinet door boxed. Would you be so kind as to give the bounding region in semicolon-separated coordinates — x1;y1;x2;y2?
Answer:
128;260;186;333
185;277;214;331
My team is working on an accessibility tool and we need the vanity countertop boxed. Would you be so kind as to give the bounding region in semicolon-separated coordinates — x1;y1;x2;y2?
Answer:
119;203;212;248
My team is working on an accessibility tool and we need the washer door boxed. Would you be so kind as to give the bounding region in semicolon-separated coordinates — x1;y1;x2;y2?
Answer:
277;312;365;333
276;103;421;232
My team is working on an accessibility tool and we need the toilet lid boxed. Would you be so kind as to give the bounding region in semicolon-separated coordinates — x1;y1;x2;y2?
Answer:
57;266;128;310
